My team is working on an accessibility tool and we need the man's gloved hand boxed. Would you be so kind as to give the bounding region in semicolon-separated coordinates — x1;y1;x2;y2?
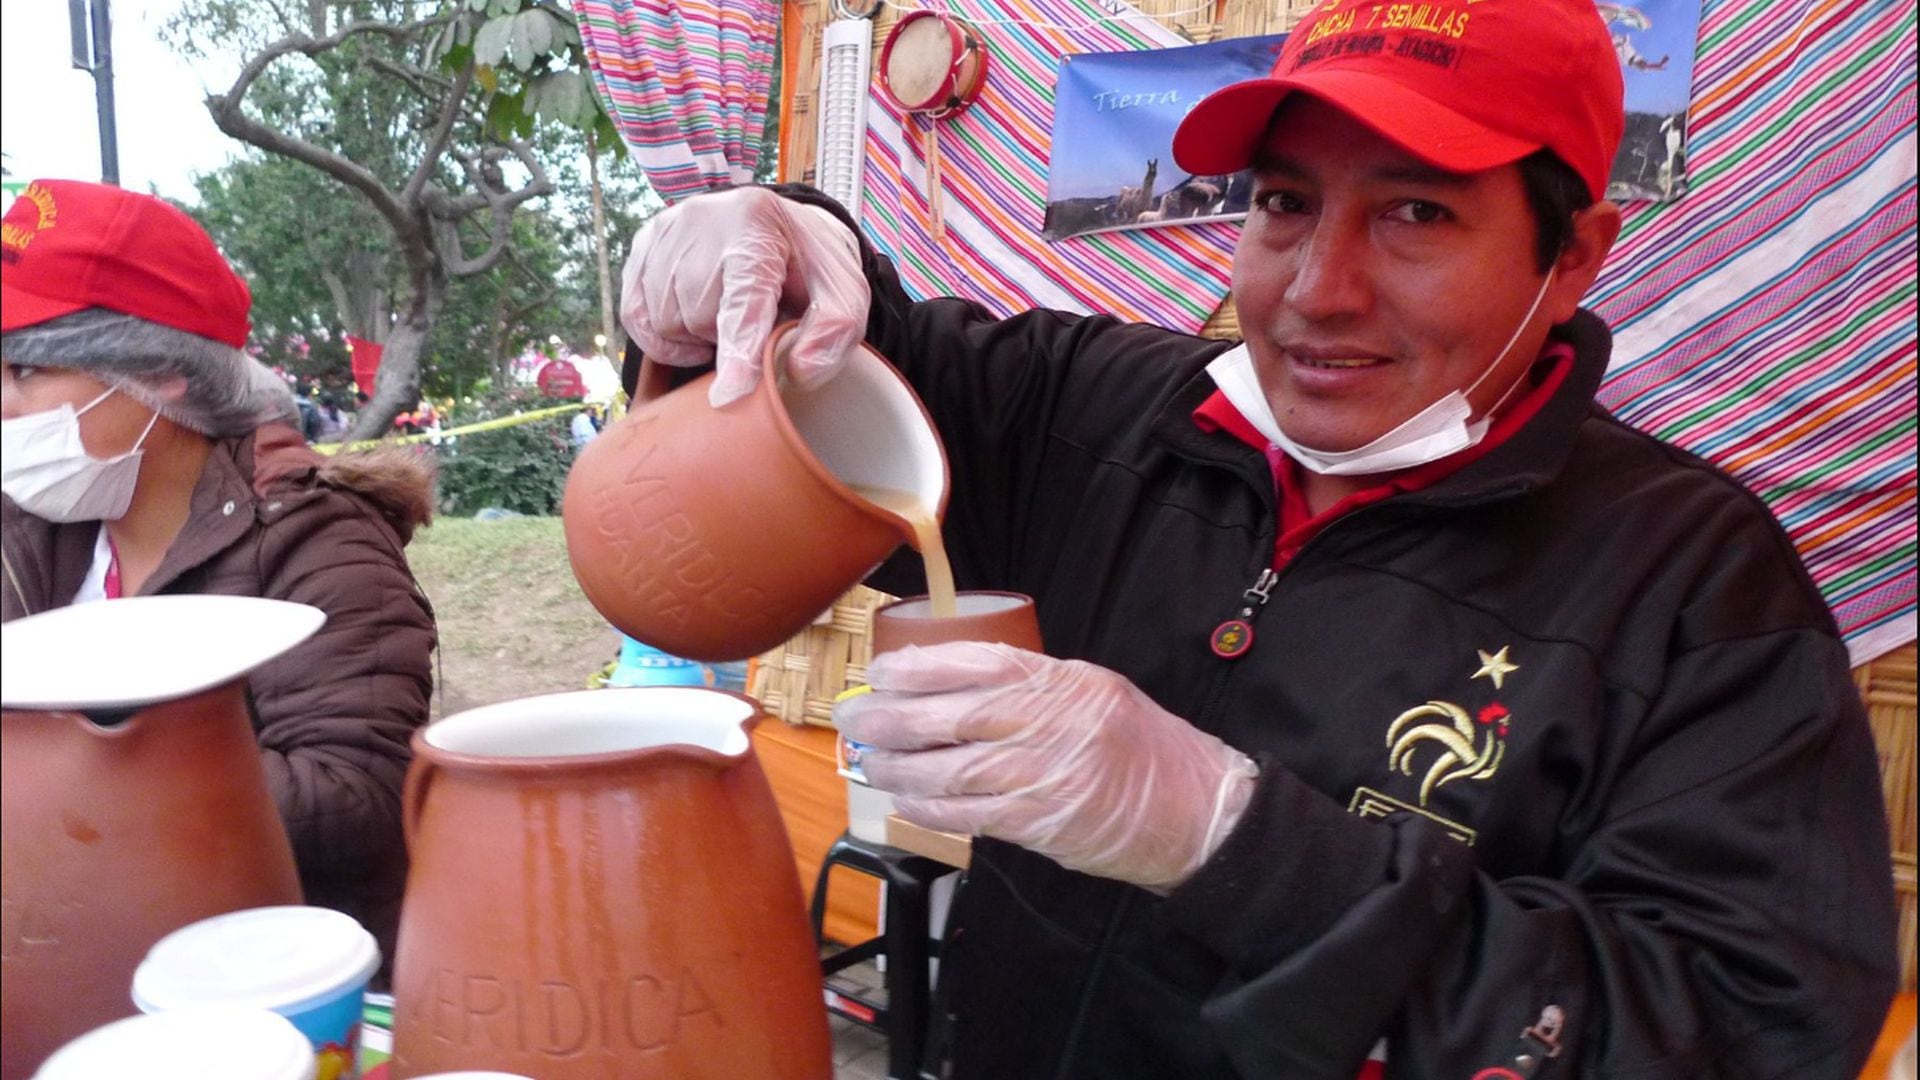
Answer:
835;642;1259;893
618;186;871;406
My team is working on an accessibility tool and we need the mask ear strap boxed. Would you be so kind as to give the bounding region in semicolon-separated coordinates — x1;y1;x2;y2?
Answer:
1466;268;1556;419
129;408;162;452
75;387;118;417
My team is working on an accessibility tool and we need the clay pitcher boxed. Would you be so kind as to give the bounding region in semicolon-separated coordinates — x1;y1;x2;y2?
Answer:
563;321;947;661
0;595;317;1080
389;686;832;1080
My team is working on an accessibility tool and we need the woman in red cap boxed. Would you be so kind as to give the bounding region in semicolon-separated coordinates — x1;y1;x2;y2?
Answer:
0;179;435;982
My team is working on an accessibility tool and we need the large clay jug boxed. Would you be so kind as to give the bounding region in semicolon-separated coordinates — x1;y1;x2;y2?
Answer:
388;686;832;1080
0;595;318;1080
563;321;947;661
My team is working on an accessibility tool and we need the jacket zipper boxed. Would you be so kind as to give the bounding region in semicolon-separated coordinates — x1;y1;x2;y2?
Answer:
1188;497;1411;734
1208;567;1278;659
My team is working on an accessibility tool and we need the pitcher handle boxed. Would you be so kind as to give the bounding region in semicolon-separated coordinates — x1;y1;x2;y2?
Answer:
402;758;436;851
634;354;672;403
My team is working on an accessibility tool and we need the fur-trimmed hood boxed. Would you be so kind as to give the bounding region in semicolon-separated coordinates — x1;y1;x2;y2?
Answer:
252;424;435;544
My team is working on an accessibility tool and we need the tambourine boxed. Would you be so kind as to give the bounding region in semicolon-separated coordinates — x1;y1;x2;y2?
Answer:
878;10;989;119
877;11;989;245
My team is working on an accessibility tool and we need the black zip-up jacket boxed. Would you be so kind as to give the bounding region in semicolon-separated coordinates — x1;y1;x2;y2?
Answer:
677;187;1898;1078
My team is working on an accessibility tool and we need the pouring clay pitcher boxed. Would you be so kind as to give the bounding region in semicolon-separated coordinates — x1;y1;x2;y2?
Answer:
388;687;832;1080
0;595;318;1080
563;321;947;661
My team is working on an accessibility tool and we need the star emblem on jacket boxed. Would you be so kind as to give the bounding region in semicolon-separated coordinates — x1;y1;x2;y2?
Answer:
1473;645;1519;689
1347;647;1520;846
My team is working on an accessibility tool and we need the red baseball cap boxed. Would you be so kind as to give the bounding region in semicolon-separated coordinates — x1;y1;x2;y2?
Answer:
1;179;252;348
1172;0;1625;201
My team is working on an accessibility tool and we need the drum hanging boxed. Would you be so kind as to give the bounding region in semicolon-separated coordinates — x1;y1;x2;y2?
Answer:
878;10;989;244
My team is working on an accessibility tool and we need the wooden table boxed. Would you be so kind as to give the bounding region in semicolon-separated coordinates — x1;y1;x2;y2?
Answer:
885;814;971;869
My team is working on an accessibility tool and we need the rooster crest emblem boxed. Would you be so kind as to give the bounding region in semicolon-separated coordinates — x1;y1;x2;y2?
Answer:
1386;700;1510;805
1347;648;1520;844
1383;647;1519;806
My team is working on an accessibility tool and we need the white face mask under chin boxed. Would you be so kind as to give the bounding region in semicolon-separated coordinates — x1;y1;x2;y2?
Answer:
1211;268;1557;477
1;389;160;523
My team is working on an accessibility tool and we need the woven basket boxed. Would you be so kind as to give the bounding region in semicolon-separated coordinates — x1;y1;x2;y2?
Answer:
1859;642;1918;991
749;585;897;726
1201;293;1240;341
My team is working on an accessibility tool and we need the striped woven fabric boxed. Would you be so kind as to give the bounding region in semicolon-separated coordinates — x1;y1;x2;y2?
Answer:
573;0;779;202
1589;0;1917;664
858;0;1240;332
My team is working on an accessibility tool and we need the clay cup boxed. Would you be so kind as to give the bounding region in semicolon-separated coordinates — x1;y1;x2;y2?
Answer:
871;591;1044;655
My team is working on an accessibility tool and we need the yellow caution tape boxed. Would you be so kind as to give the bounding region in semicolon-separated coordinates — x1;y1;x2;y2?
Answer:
312;402;587;455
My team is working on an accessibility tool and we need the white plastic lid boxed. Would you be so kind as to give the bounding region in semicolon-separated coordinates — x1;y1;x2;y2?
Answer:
34;1006;316;1080
0;595;325;710
132;906;380;1015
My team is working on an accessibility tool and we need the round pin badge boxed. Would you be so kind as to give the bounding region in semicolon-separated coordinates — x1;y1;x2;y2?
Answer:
1210;619;1253;659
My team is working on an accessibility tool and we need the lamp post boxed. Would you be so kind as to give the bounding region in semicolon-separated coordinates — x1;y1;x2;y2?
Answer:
67;0;119;185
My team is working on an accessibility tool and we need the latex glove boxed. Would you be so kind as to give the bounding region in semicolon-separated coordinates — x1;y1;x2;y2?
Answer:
835;642;1259;893
618;186;871;406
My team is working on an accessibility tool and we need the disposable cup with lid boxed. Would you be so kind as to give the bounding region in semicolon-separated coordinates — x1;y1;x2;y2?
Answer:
34;1006;316;1080
133;905;380;1076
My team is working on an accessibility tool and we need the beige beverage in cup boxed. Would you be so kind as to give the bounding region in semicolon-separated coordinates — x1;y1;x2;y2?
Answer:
871;591;1041;654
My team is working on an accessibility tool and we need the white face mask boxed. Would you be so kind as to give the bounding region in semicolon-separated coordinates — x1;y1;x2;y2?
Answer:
1;388;160;522
1212;269;1557;477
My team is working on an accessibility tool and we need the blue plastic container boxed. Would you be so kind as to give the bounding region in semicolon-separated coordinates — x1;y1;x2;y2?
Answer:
708;659;751;692
608;635;711;688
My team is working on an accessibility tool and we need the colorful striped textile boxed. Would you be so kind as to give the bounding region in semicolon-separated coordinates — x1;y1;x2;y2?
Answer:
858;0;1240;332
573;0;779;203
1588;0;1917;665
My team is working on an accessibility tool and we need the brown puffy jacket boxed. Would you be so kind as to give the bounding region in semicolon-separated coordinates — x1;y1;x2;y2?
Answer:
1;424;436;979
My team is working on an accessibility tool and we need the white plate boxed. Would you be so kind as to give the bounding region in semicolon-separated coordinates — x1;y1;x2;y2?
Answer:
1;595;325;711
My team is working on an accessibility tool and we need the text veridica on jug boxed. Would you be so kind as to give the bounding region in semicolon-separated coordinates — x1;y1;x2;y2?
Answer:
591;428;779;632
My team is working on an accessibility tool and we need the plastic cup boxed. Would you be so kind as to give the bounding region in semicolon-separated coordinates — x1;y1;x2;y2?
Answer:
132;906;380;1080
833;685;896;842
34;1006;316;1080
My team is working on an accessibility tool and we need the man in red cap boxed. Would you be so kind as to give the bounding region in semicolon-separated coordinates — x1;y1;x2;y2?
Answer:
1;180;437;982
618;1;1897;1075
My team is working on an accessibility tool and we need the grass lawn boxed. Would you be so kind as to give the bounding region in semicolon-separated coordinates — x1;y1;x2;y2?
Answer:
406;515;621;718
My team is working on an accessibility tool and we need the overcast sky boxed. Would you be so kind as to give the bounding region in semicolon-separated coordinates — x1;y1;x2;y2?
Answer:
2;1;240;204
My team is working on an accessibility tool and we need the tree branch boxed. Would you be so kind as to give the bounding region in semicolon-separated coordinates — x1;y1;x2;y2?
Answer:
365;56;454;103
430;139;553;277
401;53;474;206
318;268;355;333
206;15;450;258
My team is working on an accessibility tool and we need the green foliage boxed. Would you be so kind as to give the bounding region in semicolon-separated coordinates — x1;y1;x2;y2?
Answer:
191;154;387;378
177;0;663;401
432;389;580;516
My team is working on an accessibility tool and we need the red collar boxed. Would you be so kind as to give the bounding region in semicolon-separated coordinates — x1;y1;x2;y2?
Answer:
1193;343;1576;568
104;534;123;600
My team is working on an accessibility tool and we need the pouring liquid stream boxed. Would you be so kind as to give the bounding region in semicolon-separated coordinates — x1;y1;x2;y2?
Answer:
850;485;958;618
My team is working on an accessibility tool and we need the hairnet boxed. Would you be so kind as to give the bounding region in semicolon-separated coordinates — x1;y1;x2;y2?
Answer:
1;307;297;437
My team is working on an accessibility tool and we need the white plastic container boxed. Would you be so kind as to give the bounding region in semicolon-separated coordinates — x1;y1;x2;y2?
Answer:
35;1006;315;1080
132;906;379;1080
845;777;897;844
